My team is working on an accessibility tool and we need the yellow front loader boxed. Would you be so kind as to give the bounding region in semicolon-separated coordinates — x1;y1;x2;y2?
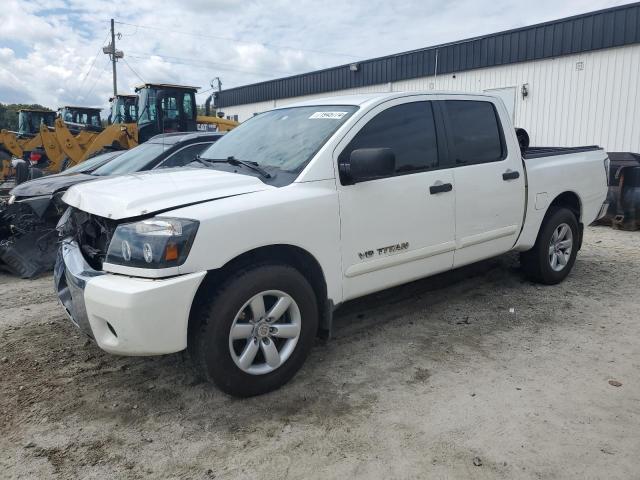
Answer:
1;86;239;182
0;109;57;180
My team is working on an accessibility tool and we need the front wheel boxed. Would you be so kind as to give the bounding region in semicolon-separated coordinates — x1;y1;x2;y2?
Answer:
189;264;318;397
520;207;579;285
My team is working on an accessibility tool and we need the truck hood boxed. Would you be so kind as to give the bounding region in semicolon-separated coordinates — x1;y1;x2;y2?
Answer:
62;168;273;220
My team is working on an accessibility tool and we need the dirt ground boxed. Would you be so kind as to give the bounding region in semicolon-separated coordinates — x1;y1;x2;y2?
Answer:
0;226;638;479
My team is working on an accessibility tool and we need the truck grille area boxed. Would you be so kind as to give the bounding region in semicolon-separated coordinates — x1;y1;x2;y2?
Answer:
58;208;119;270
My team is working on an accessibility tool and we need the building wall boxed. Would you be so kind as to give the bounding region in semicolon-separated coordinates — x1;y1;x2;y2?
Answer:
220;44;640;152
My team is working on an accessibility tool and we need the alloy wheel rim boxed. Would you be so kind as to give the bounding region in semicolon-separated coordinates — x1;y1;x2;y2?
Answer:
548;223;573;272
228;290;301;375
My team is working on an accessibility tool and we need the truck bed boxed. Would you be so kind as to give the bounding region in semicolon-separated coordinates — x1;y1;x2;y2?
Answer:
522;145;602;160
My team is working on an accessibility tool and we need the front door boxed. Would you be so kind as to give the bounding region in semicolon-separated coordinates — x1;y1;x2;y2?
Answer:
336;97;456;301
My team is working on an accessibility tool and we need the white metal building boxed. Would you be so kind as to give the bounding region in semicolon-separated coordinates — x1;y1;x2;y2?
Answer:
215;3;640;153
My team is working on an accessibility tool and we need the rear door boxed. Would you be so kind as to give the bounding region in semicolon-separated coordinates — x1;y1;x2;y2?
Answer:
440;97;525;267
336;96;456;301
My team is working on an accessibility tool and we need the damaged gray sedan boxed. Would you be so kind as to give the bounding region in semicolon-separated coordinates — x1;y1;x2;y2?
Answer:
0;150;124;278
0;132;223;278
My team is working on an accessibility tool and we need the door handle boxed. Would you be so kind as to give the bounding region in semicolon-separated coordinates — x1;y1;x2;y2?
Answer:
429;182;453;194
502;170;520;181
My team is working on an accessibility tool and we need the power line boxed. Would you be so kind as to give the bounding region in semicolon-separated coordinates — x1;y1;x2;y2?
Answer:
122;57;145;83
81;58;110;101
79;30;111;88
195;87;214;96
114;20;358;60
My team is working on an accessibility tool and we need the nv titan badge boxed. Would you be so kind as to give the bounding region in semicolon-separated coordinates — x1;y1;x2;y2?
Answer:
358;242;409;260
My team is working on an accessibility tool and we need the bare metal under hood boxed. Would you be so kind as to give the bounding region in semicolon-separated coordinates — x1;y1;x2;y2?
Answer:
62;168;273;220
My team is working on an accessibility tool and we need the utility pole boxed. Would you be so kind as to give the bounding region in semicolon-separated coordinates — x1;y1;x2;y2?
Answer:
103;19;124;96
110;19;117;96
204;77;223;117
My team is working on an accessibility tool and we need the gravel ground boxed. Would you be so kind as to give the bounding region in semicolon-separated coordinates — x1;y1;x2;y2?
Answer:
0;226;638;479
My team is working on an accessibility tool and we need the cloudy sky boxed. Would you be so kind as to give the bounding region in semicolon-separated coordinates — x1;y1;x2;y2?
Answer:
0;0;628;110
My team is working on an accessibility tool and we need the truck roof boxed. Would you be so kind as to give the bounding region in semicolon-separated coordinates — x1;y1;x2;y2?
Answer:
283;91;499;109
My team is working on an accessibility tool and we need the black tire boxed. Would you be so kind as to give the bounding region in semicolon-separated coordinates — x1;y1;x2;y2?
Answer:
188;263;318;397
14;161;29;185
520;207;579;285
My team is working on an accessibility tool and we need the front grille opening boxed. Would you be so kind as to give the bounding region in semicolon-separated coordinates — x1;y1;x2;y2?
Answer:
67;209;119;270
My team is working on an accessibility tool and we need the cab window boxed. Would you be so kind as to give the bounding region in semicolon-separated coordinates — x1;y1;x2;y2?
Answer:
183;94;193;118
443;100;505;165
339;101;439;176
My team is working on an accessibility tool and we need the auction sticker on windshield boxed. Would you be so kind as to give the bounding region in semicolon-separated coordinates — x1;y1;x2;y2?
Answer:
309;111;349;119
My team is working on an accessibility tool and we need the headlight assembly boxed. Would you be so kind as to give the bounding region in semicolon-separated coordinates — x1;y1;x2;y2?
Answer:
8;195;16;205
106;217;199;269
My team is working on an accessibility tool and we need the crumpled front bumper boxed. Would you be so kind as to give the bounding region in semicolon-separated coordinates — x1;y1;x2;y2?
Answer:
54;240;104;337
54;239;207;356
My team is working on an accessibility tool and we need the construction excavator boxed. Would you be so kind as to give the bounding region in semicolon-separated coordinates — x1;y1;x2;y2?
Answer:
0;84;238;184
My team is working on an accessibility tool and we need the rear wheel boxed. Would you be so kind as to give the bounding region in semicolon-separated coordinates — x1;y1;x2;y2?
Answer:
521;207;579;284
189;263;318;397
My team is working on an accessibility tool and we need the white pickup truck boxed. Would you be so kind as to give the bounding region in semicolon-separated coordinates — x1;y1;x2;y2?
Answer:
55;92;609;397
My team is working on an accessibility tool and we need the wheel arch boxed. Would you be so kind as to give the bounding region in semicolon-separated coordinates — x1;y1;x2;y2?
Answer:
548;191;582;222
547;191;583;249
189;244;332;339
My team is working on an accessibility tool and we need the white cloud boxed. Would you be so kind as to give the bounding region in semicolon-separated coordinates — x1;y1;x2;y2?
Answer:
0;0;626;112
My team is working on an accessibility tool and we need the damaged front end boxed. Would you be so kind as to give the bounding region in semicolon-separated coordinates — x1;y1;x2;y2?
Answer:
0;192;66;278
57;207;119;271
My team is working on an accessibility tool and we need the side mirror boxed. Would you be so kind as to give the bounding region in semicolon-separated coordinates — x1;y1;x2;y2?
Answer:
340;148;395;184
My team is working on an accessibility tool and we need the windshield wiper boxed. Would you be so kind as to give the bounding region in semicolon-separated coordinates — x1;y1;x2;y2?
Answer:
196;155;271;178
193;155;213;168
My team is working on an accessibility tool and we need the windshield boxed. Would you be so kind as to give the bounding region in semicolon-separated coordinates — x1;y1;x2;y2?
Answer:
18;112;54;135
92;142;168;176
200;105;358;173
63;151;121;174
110;98;137;124
62;109;101;127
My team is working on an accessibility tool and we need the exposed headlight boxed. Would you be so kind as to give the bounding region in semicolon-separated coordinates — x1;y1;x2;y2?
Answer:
604;156;611;185
106;217;199;269
8;195;16;205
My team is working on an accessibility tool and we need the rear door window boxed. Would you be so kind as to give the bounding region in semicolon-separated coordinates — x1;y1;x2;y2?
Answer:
443;100;505;165
340;101;439;176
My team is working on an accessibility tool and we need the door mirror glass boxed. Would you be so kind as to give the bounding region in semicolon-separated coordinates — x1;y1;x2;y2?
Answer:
341;148;395;184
